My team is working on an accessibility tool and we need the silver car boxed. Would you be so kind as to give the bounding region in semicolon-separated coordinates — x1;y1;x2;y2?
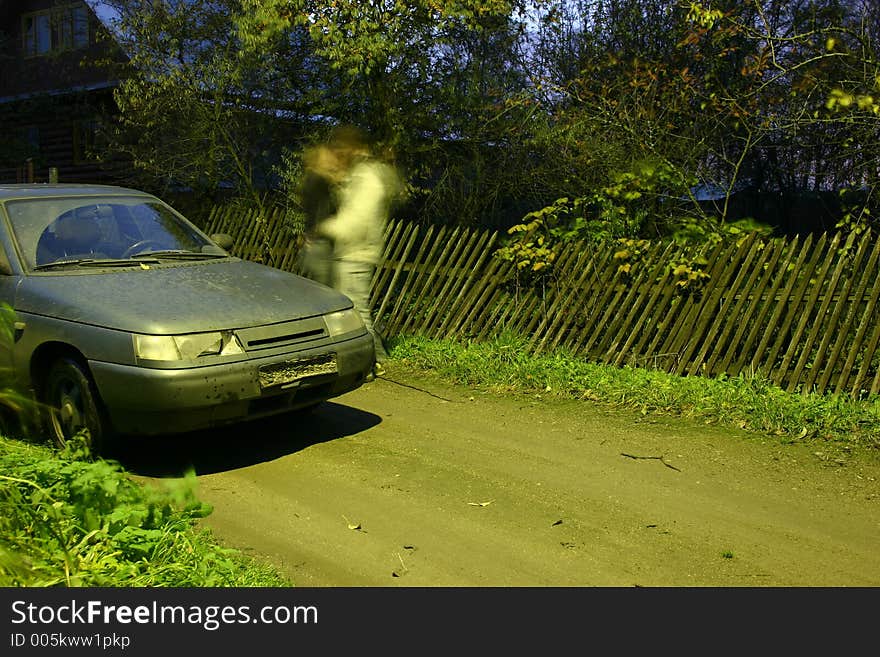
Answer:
0;184;375;454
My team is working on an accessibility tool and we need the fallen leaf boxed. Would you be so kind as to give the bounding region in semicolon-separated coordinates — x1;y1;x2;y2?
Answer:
342;515;363;531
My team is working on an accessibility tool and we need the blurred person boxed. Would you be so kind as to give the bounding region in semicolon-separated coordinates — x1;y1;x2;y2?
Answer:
316;125;400;375
297;143;342;287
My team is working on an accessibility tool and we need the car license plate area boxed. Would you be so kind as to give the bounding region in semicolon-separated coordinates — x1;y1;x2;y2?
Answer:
259;353;337;389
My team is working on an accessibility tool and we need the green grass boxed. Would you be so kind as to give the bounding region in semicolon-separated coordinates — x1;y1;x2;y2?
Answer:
387;332;880;455
0;435;290;587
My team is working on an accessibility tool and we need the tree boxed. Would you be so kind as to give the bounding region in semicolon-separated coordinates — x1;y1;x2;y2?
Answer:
89;0;879;237
234;0;551;226
511;0;879;243
95;0;318;205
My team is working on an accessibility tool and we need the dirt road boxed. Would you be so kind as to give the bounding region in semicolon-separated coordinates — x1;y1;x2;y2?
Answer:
120;363;880;586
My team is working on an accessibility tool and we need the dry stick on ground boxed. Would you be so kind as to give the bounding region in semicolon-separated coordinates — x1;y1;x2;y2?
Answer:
620;453;682;472
377;376;464;402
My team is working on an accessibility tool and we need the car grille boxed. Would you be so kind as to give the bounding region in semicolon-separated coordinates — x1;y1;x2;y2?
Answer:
235;317;328;353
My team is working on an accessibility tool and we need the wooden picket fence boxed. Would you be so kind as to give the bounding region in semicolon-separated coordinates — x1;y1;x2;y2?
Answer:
200;204;305;272
199;205;880;399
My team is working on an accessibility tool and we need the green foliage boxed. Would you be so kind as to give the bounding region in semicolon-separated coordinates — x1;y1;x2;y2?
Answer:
671;216;773;247
89;0;880;235
0;440;288;587
388;333;880;454
835;188;877;238
495;218;557;274
0;304;38;438
613;238;652;281
669;256;710;298
504;161;703;246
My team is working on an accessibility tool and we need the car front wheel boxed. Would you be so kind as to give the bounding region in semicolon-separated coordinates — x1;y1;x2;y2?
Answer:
43;357;110;456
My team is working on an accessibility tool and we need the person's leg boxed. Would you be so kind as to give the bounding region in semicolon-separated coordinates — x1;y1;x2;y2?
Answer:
334;259;388;363
298;238;335;287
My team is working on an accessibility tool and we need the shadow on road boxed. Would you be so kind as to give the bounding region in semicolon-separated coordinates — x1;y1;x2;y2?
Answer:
107;401;382;478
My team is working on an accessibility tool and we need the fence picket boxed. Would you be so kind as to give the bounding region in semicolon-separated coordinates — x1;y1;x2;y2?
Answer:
690;235;765;376
611;243;677;368
720;238;790;377
398;226;464;336
437;231;497;338
599;242;672;362
423;229;489;337
544;246;607;354
836;239;880;395
656;241;729;373
373;223;420;337
776;233;841;390
760;233;827;382
444;244;505;339
381;224;435;335
803;234;871;394
529;245;591;353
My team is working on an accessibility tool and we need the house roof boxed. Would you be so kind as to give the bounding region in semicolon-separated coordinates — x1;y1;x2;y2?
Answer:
0;80;119;105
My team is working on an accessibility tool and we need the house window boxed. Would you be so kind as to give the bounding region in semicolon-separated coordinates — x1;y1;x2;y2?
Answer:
22;3;90;57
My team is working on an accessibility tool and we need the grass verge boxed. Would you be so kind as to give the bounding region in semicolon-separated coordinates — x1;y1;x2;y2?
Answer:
388;332;880;455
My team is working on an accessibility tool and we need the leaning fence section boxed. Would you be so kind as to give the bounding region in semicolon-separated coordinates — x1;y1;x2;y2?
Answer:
371;223;880;399
200;205;304;272
202;205;880;399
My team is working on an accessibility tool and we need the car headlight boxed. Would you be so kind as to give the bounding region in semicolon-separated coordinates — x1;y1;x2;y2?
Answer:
134;331;245;361
324;308;364;336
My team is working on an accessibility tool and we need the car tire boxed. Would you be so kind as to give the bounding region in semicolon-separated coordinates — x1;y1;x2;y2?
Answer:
42;357;111;457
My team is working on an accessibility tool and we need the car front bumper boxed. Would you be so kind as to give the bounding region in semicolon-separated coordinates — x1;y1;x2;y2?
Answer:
89;332;375;435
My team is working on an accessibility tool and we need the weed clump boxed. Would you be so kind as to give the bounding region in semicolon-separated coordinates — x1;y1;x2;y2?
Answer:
0;438;289;587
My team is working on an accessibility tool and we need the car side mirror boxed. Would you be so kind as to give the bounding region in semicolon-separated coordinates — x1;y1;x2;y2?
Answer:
210;233;234;251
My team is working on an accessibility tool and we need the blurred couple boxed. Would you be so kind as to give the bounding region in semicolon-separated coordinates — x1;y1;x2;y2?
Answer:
298;125;402;376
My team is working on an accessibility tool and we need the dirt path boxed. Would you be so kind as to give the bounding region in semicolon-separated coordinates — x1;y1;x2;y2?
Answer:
123;363;880;586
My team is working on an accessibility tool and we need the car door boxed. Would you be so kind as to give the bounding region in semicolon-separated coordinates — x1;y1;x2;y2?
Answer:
0;239;30;432
0;243;21;371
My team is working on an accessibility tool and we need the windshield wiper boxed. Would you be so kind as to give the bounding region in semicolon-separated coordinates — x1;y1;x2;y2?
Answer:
33;257;160;271
130;250;228;260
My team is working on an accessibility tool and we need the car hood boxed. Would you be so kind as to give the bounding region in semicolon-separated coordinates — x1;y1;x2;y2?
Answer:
14;258;353;334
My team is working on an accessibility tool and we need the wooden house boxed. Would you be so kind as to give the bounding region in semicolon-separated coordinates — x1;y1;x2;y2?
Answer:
0;0;129;183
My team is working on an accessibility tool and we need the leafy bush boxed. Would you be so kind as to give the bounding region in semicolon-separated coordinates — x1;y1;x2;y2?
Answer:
0;436;289;587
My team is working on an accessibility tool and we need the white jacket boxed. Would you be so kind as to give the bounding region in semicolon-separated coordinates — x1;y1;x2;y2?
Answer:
317;158;394;265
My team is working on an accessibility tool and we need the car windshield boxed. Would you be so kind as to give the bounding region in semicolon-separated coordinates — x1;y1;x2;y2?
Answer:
4;195;227;271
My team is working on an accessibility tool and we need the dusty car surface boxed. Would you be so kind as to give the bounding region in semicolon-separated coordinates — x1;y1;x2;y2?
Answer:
0;183;375;453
